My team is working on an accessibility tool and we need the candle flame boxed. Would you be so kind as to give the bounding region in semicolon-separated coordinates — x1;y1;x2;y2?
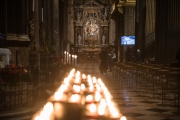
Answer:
120;116;127;120
73;85;81;92
89;103;96;113
70;94;80;103
34;116;40;120
82;74;86;79
81;84;85;90
98;101;106;115
92;77;97;83
37;102;54;120
86;95;93;102
95;91;101;102
54;91;63;100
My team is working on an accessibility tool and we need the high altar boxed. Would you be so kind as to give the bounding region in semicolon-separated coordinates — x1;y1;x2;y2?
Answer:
67;0;115;61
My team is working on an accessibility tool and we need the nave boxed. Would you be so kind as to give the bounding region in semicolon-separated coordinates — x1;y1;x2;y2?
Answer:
77;62;180;120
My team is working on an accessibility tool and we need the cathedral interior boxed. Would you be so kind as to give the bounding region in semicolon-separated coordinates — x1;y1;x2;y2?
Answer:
0;0;180;120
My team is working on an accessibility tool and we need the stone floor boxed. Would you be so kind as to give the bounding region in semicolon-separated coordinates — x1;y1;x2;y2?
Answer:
77;62;180;120
0;62;179;120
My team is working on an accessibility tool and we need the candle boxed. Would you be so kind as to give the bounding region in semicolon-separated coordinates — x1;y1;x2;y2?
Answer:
74;55;77;66
85;103;99;118
67;52;69;64
81;84;85;90
82;74;86;80
92;77;97;84
73;85;81;93
89;103;96;113
42;8;43;21
94;91;101;102
64;51;66;63
86;95;93;103
70;94;81;103
69;54;71;65
120;116;127;120
98;98;107;115
32;0;34;11
34;102;54;120
72;55;74;65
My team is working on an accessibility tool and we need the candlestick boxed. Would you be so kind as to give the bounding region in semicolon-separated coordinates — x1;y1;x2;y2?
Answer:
32;0;34;11
42;8;43;21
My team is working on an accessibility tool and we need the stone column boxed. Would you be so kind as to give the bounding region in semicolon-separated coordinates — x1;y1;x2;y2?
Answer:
34;0;40;46
53;0;60;55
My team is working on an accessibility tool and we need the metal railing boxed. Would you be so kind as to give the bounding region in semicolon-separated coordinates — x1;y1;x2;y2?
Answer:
0;61;61;111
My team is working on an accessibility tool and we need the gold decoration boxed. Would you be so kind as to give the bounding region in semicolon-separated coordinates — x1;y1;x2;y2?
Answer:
29;12;38;50
39;22;49;53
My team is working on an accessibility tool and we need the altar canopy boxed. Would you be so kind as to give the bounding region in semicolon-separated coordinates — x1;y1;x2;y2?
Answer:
0;48;11;68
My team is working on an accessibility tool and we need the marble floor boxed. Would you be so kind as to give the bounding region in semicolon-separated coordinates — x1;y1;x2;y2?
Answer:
77;62;180;120
0;62;179;120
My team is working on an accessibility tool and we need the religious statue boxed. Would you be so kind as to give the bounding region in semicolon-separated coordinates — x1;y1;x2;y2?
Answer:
78;34;82;45
76;12;81;21
102;35;106;44
84;19;99;41
103;8;108;21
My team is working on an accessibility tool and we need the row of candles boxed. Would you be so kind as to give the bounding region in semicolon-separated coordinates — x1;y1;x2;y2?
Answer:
32;68;126;120
64;51;78;66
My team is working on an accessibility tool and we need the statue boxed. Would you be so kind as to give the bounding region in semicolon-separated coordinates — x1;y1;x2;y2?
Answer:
76;12;81;21
84;19;99;41
78;34;82;45
102;35;106;44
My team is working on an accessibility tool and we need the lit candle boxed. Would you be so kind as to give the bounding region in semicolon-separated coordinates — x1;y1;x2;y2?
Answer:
72;55;74;65
69;54;71;65
32;0;34;11
82;74;86;80
73;85;81;93
86;95;94;103
70;94;81;103
85;103;99;118
34;102;54;120
120;116;127;120
98;98;107;115
67;52;69;64
42;8;43;21
94;91;101;102
81;84;85;90
92;77;97;84
64;51;66;63
74;55;77;66
89;103;96;113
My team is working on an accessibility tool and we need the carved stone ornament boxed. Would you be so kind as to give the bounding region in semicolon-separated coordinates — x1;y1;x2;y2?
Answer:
29;12;38;51
39;22;49;53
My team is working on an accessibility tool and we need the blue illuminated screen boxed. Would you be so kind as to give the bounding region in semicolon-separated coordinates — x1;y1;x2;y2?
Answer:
121;36;135;45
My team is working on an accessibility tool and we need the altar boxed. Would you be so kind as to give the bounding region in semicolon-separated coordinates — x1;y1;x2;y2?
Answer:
77;47;101;62
71;1;115;62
